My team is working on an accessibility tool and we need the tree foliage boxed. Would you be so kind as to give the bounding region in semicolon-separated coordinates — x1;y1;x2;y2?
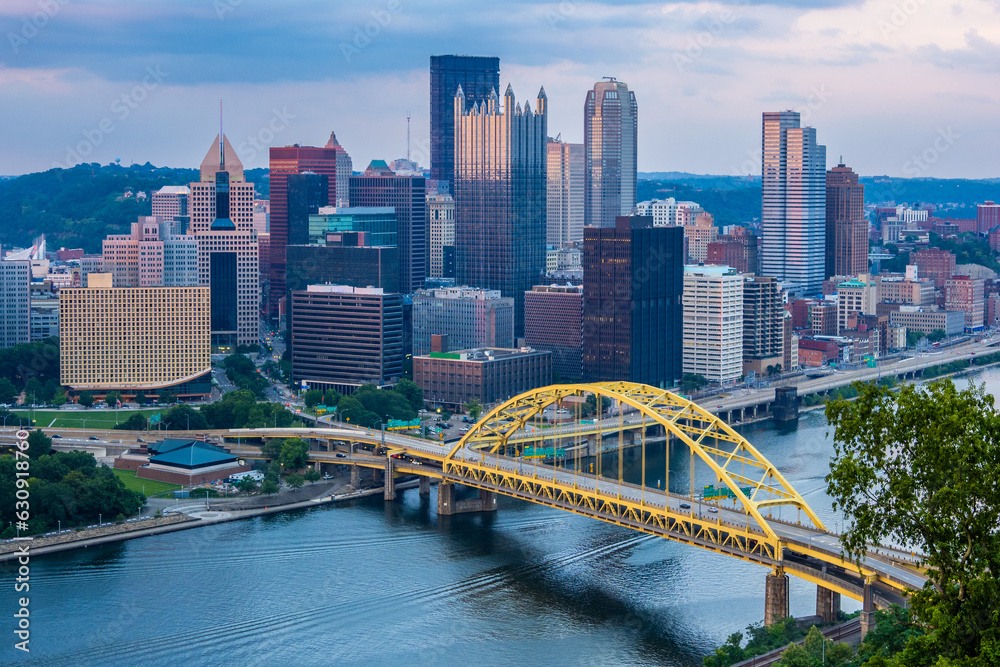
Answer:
826;379;1000;664
0;338;59;395
78;390;94;407
221;354;269;398
303;388;323;409
27;429;52;458
278;438;310;470
0;378;17;404
393;379;423;413
680;373;708;392
463;398;483;421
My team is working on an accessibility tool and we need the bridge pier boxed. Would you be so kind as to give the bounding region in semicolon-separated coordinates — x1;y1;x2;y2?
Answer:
860;581;875;639
437;482;498;516
764;569;790;626
816;586;841;624
772;387;799;421
419;476;430;496
350;466;359;488
384;458;395;501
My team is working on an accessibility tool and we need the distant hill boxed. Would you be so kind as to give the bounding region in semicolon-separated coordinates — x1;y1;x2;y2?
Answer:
0;163;269;253
637;180;761;227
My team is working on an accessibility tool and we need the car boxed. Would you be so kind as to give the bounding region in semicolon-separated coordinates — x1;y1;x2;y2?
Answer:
51;434;62;439
679;503;691;509
137;437;144;443
335;453;346;458
708;507;719;514
88;436;100;441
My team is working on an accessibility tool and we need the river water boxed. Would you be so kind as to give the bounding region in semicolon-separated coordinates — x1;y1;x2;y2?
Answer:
7;367;999;666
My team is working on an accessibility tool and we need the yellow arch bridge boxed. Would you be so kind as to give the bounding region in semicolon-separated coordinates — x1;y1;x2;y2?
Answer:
224;382;927;630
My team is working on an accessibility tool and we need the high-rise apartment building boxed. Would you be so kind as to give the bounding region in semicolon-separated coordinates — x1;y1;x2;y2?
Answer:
524;284;584;381
945;275;985;331
682;265;744;384
427;194;455;279
151;186;190;233
268;144;338;316
191;134;259;350
547;137;585;247
102;217;198;288
742;276;784;375
825;162;867;279
289;284;403;393
412;286;514;355
761;111;827;294
583;216;683;387
429;55;500;182
350;164;426;293
836;278;878;334
0;257;30;349
584;78;638;228
911;248;956;288
977;201;1000;235
454;84;547;336
59;273;210;399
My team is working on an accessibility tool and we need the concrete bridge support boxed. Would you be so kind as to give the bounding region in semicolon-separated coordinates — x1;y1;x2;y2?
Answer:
764;569;790;626
437;482;498;516
772;387;799;422
384;459;395;501
860;582;875;639
350;466;359;488
419;476;430;496
816;586;841;624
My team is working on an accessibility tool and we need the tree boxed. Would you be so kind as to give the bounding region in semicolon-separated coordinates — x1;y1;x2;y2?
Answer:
27;430;52;458
78;390;94;407
278;437;310;470
260;479;279;495
261;438;283;460
159;389;177;405
304;468;321;482
584;393;612;417
463;398;484;421
51;389;67;406
303;388;323;409
906;330;926;347
337;396;379;428
161;404;207;431
105;390;121;408
679;373;708;392
0;378;17;405
826;379;1000;664
113;413;148;431
323;389;342;408
393;378;423;413
927;329;947;343
286;473;305;489
235;477;259;494
135;392;147;406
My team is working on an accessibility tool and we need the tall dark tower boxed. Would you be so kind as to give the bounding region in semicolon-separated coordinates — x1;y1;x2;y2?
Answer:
429;55;500;183
825;161;867;279
584;78;638;228
211;123;236;231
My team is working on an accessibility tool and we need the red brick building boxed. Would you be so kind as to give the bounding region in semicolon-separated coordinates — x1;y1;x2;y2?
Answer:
911;248;956;288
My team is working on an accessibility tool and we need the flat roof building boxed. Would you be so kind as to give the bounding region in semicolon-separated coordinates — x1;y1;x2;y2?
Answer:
414;346;552;411
524;284;584;381
412;286;514;356
682;265;744;384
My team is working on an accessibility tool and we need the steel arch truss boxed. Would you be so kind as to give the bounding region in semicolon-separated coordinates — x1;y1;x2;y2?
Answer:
447;382;826;540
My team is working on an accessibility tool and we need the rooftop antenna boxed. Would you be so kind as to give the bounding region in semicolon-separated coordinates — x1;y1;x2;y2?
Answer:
219;99;225;169
406;111;411;162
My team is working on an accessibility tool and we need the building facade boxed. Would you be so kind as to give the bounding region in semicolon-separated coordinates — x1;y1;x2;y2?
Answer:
742;276;784;375
427;193;455;279
454;84;547;336
349;166;426;293
414;347;552;411
524;284;584;381
289;285;403;393
944;275;985;331
761;111;827;294
888;308;965;338
825;162;867;279
977;201;1000;235
429;55;500;183
583;216;684;387
682;265;744;384
151;185;190;233
911;248;956;288
59;274;210;398
584;78;638;228
547;137;585;247
0;257;30;349
102;217;198;288
836;279;877;333
412;286;514;355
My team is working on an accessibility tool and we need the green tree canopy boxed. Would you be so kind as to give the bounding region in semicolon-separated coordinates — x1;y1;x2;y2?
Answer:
77;390;94;407
105;390;122;407
393;378;423;413
464;398;484;421
303;388;323;409
927;329;947;343
278;437;310;470
27;429;52;458
0;378;17;405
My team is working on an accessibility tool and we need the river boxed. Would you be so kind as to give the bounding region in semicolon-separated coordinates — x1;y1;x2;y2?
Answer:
6;367;999;666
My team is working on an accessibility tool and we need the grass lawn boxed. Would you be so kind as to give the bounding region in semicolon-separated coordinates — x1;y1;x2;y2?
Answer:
14;408;163;430
112;469;182;496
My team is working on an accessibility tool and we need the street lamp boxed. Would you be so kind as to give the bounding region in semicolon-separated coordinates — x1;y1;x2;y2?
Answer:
98;514;102;527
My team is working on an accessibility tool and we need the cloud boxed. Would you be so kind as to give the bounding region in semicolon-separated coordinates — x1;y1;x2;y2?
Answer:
918;29;1000;72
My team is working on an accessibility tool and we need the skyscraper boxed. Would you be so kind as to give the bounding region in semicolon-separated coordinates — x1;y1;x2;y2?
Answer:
429;55;500;183
454;83;547;337
192;134;259;350
325;131;353;206
761;111;827;295
584;78;638;228
825;162;867;279
582;216;683;387
546;137;585;247
349;163;426;293
683;265;744;384
0;256;30;350
268;144;338;316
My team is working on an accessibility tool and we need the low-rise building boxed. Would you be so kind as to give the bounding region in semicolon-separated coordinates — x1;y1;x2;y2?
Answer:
414;347;552;411
412;286;514;356
135;439;250;486
944;275;985;331
887;307;965;338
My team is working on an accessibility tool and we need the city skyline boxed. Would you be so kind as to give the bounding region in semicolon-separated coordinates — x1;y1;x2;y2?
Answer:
1;1;998;178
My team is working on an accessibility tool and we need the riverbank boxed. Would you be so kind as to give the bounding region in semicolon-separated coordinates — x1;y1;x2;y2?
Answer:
0;478;423;562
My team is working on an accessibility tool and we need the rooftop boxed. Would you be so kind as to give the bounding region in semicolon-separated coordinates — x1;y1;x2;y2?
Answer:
149;441;237;469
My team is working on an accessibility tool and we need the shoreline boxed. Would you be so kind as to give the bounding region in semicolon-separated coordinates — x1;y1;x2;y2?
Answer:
0;479;421;563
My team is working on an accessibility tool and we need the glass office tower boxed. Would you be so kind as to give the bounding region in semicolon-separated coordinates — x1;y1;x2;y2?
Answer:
429;55;500;183
584;78;638;228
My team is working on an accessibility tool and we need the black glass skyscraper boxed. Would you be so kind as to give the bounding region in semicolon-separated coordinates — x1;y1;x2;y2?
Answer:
430;55;500;183
454;84;547;338
287;172;329;246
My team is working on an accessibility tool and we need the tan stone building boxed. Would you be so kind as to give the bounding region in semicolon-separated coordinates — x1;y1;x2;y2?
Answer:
59;273;211;399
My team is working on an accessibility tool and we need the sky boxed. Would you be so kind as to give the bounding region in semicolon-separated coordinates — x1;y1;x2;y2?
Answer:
1;0;998;178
